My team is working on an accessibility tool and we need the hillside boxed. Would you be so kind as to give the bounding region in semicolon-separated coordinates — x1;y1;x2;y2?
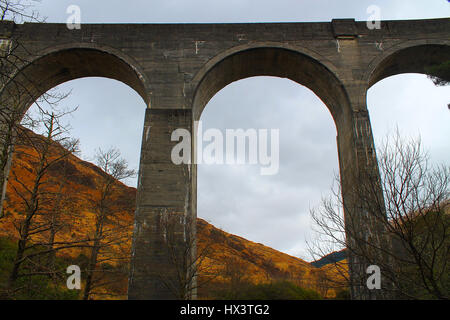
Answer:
0;127;347;299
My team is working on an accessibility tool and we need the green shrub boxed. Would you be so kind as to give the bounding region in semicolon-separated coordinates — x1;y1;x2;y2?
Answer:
215;280;322;300
0;237;80;300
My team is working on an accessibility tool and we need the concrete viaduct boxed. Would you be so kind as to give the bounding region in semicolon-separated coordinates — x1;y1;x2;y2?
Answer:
0;17;449;299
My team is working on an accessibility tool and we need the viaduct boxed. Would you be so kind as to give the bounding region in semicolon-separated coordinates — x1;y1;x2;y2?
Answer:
0;17;449;299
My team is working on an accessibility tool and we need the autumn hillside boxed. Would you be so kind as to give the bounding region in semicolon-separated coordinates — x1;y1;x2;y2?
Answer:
0;127;347;299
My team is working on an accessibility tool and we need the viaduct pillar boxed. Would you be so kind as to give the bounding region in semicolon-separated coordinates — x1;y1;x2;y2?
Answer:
128;108;195;299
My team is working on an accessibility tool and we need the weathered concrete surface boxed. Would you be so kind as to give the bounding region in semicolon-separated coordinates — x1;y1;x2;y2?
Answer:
0;18;449;299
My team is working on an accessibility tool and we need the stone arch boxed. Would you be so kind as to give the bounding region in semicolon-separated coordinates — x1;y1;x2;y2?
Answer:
361;41;450;163
191;42;341;87
192;45;352;130
189;45;394;300
366;41;450;88
0;45;150;114
0;44;150;223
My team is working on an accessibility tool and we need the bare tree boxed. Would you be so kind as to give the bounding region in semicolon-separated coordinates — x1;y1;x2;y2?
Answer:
307;187;352;296
41;154;84;281
1;0;42;22
0;0;66;219
156;210;220;300
82;147;135;300
5;107;83;296
308;130;449;299
0;3;83;293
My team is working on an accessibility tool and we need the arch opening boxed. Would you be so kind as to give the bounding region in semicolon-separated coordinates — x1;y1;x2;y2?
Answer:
194;75;341;298
196;74;340;256
192;47;351;262
25;76;147;186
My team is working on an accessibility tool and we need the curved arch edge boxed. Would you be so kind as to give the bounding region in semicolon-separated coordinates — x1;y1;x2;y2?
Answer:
191;44;352;129
364;40;450;89
1;43;151;111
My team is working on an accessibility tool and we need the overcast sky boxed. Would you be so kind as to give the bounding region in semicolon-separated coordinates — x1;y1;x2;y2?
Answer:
26;0;450;260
